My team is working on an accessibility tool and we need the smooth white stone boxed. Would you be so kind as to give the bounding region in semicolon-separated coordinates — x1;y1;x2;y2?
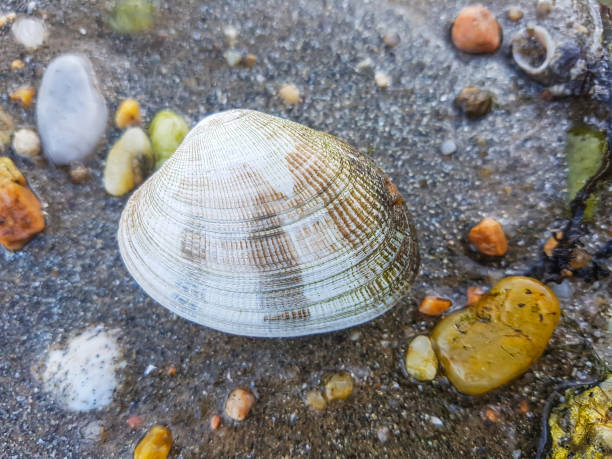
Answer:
37;54;108;165
11;17;46;49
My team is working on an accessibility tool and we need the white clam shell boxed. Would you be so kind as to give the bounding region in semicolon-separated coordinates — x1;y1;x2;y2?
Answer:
118;109;419;337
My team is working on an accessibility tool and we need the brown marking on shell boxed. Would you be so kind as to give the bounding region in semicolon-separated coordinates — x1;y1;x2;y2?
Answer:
384;176;403;206
264;308;311;321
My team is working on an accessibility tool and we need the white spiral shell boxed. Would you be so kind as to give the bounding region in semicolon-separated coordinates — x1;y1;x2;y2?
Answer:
118;109;419;337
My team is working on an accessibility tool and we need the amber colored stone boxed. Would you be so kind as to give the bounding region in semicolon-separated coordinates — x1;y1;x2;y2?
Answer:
210;414;221;430
224;388;255;421
466;286;485;306
0;182;45;250
431;276;560;395
544;232;562;257
324;372;354;401
419;296;452;316
452;5;501;54
115;98;141;129
10;86;35;107
0;157;25;186
305;390;327;411
469;217;508;256
133;425;172;459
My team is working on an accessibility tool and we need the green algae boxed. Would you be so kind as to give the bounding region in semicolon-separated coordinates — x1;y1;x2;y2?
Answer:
565;125;607;220
109;0;155;34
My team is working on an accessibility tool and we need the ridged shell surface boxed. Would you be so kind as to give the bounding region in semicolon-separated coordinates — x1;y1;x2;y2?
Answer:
118;109;419;337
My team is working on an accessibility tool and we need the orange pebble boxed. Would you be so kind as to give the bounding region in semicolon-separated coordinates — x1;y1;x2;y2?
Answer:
210;414;221;430
543;232;562;257
519;400;530;414
0;182;45;250
452;5;501;54
485;406;500;422
10;86;36;107
127;415;143;430
466;286;485;306
419;296;452;316
114;98;141;129
469;217;508;256
167;366;176;376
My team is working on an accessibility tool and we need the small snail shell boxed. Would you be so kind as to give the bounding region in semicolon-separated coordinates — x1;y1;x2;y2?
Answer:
118;109;419;337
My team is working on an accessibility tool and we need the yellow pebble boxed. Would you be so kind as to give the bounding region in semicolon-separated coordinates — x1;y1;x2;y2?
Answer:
0;157;26;186
10;86;36;107
278;84;300;104
11;59;25;71
115;98;141;129
305;390;327;411
324;372;354;401
133;425;172;459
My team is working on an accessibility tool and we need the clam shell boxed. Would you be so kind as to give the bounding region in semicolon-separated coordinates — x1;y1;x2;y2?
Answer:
118;109;419;337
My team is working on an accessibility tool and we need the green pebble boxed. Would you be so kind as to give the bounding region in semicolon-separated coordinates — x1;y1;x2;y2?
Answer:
109;0;155;34
565;125;607;220
149;110;189;169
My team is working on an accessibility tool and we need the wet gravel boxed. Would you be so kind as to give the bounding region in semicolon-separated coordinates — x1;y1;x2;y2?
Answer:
1;0;611;457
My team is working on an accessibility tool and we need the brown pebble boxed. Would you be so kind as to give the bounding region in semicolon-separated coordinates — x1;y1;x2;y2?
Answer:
241;54;257;67
383;31;400;47
507;8;523;21
469;217;508;256
324;372;354;401
466;286;485;306
69;162;91;184
485;406;500;422
11;59;25;71
418;296;452;316
569;248;591;270
519;399;530;414
305;390;327;411
452;5;501;54
454;86;494;118
0;181;45;250
536;0;552;17
224;388;255;421
166;366;176;376
127;415;143;430
210;414;221;430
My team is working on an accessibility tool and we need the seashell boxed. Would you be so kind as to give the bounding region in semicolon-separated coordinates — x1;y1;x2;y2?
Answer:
118;109;419;337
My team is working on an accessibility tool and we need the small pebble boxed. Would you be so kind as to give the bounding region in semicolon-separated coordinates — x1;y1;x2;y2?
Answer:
324;372;354;401
374;71;391;89
11;59;25;71
133;425;172;459
0;157;25;186
383;31;400;47
485;406;501;422
452;5;501;54
536;0;552;17
223;49;243;67
469;217;508;256
10;86;35;107
12;128;40;159
431;277;560;395
148;110;188;169
69;162;91;184
127;415;143;430
224;388;255;421
440;139;457;155
507;8;524;22
0;108;15;151
115;98;141;129
405;335;438;381
454;86;494;118
305;390;327;411
11;16;46;50
104;127;153;196
355;57;374;74
210;414;221;430
241;53;257;67
37;54;108;165
376;426;390;443
466;286;485;306
418;296;451;316
223;25;239;47
278;84;300;104
569;248;591;270
543;232;562;257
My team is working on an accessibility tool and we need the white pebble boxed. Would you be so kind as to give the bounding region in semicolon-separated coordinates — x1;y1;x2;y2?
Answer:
12;128;40;159
405;335;438;381
440;139;457;155
144;364;157;376
223;25;239;47
42;326;121;411
374;71;391;89
223;49;242;67
11;17;46;50
355;57;374;74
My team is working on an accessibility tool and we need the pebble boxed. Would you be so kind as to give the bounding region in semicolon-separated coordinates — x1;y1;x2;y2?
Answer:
223;25;239;47
355;57;374;75
507;8;524;22
224;388;255;421
148;109;188;169
536;0;552;17
12;128;41;160
42;326;121;410
454;86;494;118
440;139;457;155
469;217;508;256
69;163;91;184
10;59;25;71
374;72;391;89
133;425;173;459
223;49;243;67
241;53;257;67
104;127;153;196
115;98;141;129
10;86;35;107
383;31;400;47
404;335;438;381
452;5;501;54
0;108;15;151
305;390;327;411
11;16;46;50
37;54;108;165
127;415;143;430
109;0;154;34
418;296;451;316
431;276;560;395
0;157;45;250
210;414;221;430
466;286;485;306
324;372;354;401
376;426;390;443
543;232;562;257
278;84;301;104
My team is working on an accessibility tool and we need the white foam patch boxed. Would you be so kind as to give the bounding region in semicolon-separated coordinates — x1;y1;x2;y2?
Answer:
42;326;121;411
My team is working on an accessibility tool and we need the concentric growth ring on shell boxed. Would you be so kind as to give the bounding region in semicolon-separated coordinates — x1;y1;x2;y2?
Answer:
118;109;419;337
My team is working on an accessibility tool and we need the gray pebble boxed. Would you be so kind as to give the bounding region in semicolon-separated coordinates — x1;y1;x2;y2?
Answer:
440;139;457;155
